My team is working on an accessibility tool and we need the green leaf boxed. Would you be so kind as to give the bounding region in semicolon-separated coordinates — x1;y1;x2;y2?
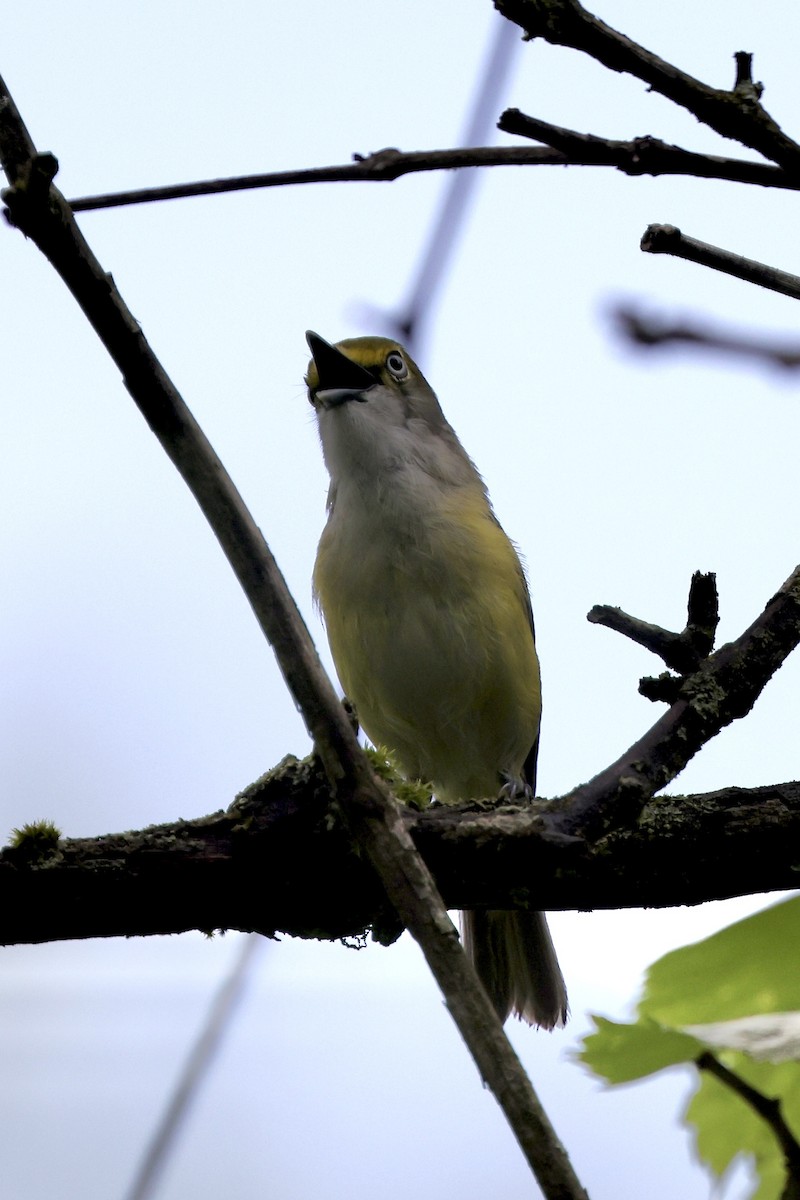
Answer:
579;1015;704;1083
639;896;800;1025
577;897;800;1200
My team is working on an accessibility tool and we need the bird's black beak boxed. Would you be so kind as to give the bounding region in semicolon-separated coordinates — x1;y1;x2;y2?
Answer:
306;331;376;407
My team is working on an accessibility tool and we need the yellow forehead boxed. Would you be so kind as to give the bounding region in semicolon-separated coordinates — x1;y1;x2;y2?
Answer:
337;336;404;363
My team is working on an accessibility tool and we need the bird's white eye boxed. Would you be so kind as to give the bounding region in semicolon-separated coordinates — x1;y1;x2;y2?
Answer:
385;350;408;380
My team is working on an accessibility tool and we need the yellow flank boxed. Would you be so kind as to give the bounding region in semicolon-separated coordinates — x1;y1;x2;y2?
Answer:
314;478;540;802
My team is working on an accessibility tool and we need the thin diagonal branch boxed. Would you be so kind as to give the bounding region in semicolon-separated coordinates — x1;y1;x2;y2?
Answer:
641;224;800;300
125;934;264;1200
494;0;800;169
0;73;586;1200
373;16;520;353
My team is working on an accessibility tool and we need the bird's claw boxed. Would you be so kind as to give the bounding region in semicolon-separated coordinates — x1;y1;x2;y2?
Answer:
498;772;534;803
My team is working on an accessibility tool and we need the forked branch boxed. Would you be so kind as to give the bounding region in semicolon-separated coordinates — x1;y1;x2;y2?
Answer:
557;566;800;838
494;0;800;169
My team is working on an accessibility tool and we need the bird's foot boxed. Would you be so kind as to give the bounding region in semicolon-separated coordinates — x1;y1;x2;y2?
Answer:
498;772;534;804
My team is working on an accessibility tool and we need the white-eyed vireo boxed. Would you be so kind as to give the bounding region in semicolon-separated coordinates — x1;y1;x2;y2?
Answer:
306;331;567;1029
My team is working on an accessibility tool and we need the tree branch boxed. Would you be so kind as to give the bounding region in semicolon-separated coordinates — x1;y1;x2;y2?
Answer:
2;764;799;946
498;110;800;190
61;137;800;215
588;571;718;676
65;146;568;211
125;933;263;1200
641;224;800;301
494;0;800;169
0;74;587;1200
555;564;800;839
615;306;800;370
589;573;719;705
697;1052;800;1189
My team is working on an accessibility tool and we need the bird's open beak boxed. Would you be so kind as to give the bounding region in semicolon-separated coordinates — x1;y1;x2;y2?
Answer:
306;331;376;407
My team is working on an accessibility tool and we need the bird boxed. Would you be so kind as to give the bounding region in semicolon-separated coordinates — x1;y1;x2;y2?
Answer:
305;330;567;1029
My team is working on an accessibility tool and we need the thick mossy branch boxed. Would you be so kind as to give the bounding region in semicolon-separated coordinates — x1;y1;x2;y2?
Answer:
2;759;799;947
0;756;384;946
2;563;799;947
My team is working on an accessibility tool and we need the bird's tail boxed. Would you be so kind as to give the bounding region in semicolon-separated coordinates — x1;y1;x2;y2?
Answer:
461;909;568;1029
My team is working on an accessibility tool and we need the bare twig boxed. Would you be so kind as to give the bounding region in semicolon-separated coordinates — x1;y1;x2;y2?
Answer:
615;306;800;370
588;572;718;676
0;74;587;1200
499;110;800;189
641;225;800;301
590;573;718;704
495;0;800;170
65;146;568;212
587;604;680;660
697;1051;800;1187
61;139;800;216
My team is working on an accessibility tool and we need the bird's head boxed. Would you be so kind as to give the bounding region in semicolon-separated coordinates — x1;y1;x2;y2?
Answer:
305;331;437;416
305;331;475;490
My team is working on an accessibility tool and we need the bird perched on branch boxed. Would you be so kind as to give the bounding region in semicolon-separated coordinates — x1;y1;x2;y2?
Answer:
305;331;567;1029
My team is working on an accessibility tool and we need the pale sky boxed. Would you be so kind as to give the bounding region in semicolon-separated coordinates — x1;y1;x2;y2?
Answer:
2;2;798;1198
